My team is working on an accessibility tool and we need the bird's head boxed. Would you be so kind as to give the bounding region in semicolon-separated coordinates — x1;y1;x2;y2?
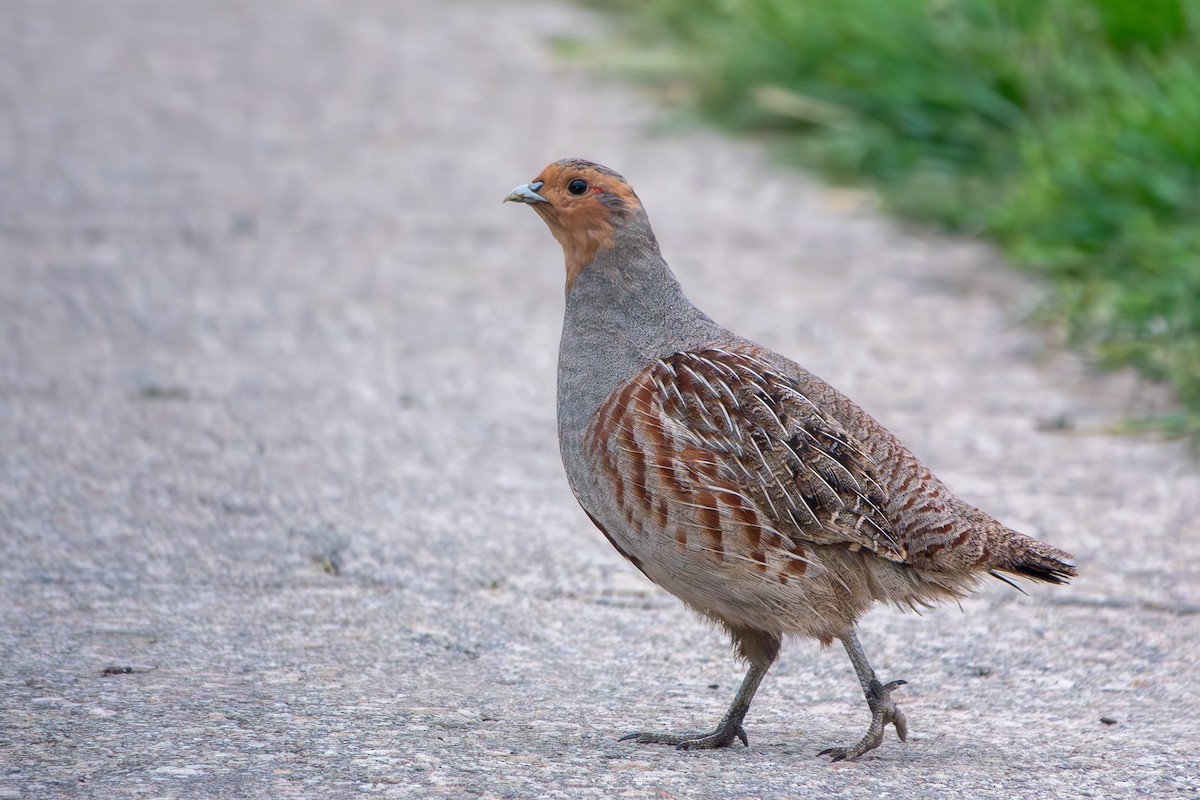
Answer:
505;158;650;291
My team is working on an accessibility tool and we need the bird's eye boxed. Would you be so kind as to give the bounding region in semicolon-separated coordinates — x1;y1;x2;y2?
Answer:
567;178;589;195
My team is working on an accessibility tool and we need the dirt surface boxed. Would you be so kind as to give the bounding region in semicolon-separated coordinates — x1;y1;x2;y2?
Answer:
2;0;1199;797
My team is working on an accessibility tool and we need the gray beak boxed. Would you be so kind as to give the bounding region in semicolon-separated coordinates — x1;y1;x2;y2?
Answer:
504;180;548;205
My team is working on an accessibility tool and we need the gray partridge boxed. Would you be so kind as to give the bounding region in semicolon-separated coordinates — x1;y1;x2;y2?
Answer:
506;158;1075;760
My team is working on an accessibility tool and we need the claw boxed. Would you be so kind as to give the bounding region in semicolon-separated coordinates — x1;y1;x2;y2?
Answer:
817;744;864;762
620;722;748;750
818;677;908;761
674;723;748;749
892;704;909;742
617;662;768;752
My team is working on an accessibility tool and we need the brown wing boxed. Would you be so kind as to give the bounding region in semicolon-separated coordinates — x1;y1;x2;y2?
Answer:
586;347;906;569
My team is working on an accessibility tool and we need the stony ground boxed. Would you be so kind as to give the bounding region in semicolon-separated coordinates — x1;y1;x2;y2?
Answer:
2;1;1199;798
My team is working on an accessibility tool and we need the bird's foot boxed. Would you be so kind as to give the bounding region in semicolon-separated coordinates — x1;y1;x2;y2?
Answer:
818;678;908;762
620;720;748;750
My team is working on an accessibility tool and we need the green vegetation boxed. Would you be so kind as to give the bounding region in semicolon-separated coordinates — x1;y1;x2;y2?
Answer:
592;0;1200;437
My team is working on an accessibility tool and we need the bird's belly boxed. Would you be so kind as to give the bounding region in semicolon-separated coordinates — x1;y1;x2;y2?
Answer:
588;501;874;643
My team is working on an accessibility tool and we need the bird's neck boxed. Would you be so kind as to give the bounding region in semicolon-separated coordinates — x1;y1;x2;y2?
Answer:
556;229;726;433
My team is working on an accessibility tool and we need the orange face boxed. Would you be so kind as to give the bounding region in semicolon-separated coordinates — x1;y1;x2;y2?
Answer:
506;159;643;290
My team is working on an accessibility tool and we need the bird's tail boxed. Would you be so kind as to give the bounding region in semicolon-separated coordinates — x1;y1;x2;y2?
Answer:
988;528;1077;585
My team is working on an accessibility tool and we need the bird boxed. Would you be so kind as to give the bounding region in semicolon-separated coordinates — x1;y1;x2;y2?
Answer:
505;158;1076;761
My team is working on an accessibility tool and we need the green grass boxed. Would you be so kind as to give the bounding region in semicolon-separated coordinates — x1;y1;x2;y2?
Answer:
587;0;1200;438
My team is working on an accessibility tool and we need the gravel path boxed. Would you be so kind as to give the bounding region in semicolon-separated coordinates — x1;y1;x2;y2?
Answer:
2;1;1198;797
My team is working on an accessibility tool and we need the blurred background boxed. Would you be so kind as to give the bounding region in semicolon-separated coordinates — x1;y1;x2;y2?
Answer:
591;0;1200;439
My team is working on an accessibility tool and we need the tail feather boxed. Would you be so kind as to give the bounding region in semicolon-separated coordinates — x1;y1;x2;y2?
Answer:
990;529;1077;585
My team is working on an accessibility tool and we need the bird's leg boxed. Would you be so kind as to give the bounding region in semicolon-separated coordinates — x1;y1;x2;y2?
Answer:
620;661;770;750
819;629;908;761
